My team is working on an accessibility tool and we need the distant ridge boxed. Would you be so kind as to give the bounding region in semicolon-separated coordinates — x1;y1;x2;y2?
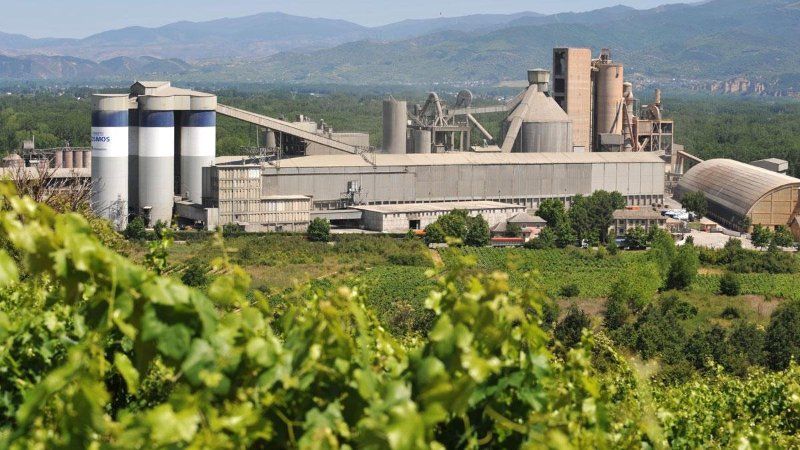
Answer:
0;0;798;90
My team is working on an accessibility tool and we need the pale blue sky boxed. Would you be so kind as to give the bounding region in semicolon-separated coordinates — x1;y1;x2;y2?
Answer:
2;0;673;38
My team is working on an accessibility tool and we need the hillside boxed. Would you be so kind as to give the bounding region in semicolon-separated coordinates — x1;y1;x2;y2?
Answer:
215;0;800;85
0;55;191;80
0;0;798;89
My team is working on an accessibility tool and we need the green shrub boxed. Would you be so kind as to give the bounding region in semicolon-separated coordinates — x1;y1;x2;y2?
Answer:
719;272;741;296
555;304;591;349
181;261;210;287
123;216;147;240
307;217;331;242
720;306;741;320
559;283;581;298
666;244;699;290
765;300;800;370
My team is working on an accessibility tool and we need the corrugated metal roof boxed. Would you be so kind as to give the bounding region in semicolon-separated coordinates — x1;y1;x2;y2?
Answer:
353;201;523;214
263;151;664;169
612;208;665;220
676;158;800;217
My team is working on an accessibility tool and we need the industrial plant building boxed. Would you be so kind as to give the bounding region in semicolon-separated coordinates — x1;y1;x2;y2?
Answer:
676;159;800;237
87;47;685;233
355;201;526;234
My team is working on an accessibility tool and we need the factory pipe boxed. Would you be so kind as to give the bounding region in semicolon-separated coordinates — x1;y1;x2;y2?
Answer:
91;94;129;230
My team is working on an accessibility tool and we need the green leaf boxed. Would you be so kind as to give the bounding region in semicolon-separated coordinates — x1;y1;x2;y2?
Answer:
0;250;19;287
114;353;140;394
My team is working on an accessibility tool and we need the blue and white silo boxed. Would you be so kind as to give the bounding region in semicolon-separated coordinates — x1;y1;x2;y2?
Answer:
91;94;129;230
180;94;217;204
138;95;175;225
128;105;140;212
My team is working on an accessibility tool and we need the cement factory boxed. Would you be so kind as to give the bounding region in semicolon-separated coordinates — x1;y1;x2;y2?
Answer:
12;47;798;239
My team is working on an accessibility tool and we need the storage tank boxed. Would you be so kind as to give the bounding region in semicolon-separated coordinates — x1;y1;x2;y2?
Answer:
83;150;92;169
409;129;432;154
265;129;277;149
595;62;624;136
382;98;407;154
91;94;129;230
54;150;63;168
138;95;175;225
73;148;84;168
503;70;573;153
128;106;139;211
180;94;217;205
63;149;73;169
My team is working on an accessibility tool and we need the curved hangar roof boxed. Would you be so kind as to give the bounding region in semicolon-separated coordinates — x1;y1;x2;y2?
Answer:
677;158;800;217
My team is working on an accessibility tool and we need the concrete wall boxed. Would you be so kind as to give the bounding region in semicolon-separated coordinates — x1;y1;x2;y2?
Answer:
361;205;525;233
261;159;665;211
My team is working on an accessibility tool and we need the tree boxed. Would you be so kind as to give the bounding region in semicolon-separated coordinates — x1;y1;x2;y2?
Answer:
555;304;591;349
554;220;577;248
624;226;648;250
124;216;147;240
424;222;446;244
536;198;567;228
666;244;699;290
751;224;772;249
588;191;626;243
604;294;630;331
681;191;708;218
504;222;522;238
765;300;800;370
437;209;468;241
568;191;626;244
527;227;556;249
307;217;331;242
772;225;794;247
718;272;741;296
568;195;593;243
464;215;490;247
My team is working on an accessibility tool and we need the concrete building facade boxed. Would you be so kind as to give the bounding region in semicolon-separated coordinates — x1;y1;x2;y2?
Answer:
354;201;525;233
256;152;665;211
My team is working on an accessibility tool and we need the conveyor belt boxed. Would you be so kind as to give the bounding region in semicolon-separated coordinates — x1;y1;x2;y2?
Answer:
216;104;358;154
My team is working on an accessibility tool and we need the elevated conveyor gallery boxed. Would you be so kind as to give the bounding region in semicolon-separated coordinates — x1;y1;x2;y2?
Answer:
215;104;359;154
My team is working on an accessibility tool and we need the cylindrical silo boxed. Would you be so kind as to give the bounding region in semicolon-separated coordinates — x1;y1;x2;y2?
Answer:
382;98;407;154
83;150;91;169
265;129;276;149
410;129;432;154
128;107;139;211
595;62;624;136
91;94;129;230
64;150;73;169
504;77;573;153
74;148;84;168
54;149;63;168
138;95;175;225
180;94;217;205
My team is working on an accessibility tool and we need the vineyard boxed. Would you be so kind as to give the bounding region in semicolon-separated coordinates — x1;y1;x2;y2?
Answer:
4;187;800;447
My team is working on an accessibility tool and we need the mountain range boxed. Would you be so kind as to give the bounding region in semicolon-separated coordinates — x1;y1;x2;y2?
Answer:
0;0;798;89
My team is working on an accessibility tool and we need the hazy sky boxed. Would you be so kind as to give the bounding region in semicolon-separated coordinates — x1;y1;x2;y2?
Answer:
2;0;672;38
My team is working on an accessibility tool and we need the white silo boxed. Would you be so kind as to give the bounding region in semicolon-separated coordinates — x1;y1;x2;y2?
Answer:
91;94;129;230
180;94;217;204
128;105;140;211
138;95;175;225
382;98;407;154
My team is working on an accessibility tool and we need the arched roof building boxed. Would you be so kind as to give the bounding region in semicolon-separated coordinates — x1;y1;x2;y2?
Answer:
675;158;800;234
